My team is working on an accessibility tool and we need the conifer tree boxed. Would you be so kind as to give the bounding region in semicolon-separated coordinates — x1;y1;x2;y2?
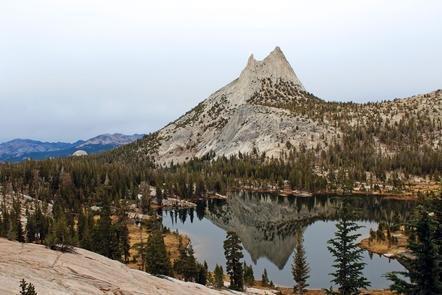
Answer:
214;264;224;289
223;231;244;291
25;209;36;243
207;268;215;287
387;202;441;294
45;212;73;252
173;239;187;277
145;228;170;276
432;193;442;293
116;221;130;263
173;241;198;281
243;262;255;286
261;268;269;287
19;279;37;295
115;202;130;263
292;230;309;295
0;202;9;237
184;244;198;280
33;205;49;242
78;209;94;250
91;203;112;256
196;261;208;285
326;205;370;294
91;197;120;259
0;212;3;237
12;199;25;242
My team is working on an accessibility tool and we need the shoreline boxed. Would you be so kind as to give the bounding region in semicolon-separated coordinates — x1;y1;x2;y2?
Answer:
233;187;419;200
358;231;410;271
155;188;419;210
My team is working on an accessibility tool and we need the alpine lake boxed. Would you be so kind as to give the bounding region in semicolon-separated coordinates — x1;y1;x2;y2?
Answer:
161;192;415;289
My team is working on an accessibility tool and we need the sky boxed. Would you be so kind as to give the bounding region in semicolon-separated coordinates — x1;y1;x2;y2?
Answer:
0;0;441;143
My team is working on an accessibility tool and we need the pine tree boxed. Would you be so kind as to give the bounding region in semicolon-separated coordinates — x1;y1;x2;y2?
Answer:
145;228;170;276
0;202;10;237
0;212;3;237
173;239;187;277
174;241;198;281
116;221;130;263
207;269;214;287
19;279;27;295
33;205;49;242
261;268;269;287
243;262;255;286
115;203;130;263
91;197;121;260
12;199;25;242
223;231;244;291
292;230;309;294
19;279;37;295
26;209;36;243
214;264;224;289
387;203;441;294
45;212;73;252
327;205;370;295
432;193;442;293
78;209;94;250
196;261;208;285
183;244;198;281
91;201;111;256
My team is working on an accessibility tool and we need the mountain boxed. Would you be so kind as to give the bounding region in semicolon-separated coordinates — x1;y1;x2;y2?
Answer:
0;238;231;295
77;133;143;147
118;47;441;167
0;133;144;162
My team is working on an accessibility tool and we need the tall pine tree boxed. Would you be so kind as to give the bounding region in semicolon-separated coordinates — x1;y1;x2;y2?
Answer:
25;209;36;243
144;228;171;276
12;199;25;242
292;229;309;294
327;205;370;294
223;231;244;291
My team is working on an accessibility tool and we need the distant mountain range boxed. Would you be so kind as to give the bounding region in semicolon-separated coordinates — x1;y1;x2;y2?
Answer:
0;133;144;162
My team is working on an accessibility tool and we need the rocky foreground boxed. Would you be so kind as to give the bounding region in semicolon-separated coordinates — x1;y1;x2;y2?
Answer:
0;238;234;295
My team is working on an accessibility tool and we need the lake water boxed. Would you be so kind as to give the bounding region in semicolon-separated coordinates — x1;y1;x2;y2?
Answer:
162;192;415;288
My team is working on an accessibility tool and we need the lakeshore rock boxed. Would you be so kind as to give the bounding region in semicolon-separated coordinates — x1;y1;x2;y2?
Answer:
0;238;235;295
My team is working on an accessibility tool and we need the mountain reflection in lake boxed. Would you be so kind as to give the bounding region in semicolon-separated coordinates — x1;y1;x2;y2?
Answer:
162;192;415;288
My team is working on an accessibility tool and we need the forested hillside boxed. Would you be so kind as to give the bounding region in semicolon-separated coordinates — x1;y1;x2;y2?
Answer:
101;48;441;193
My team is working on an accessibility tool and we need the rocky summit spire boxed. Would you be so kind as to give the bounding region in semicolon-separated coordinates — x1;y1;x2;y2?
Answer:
239;46;305;90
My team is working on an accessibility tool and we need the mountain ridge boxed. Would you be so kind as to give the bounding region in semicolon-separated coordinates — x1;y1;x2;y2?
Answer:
0;133;144;162
117;47;441;168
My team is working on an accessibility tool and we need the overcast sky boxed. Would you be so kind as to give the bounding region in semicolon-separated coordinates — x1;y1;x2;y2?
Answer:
1;0;441;143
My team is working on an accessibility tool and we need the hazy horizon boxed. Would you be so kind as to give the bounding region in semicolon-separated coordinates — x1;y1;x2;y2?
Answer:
1;0;441;143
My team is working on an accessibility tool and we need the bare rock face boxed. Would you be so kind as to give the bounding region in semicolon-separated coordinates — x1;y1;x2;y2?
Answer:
0;238;232;295
239;47;305;94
